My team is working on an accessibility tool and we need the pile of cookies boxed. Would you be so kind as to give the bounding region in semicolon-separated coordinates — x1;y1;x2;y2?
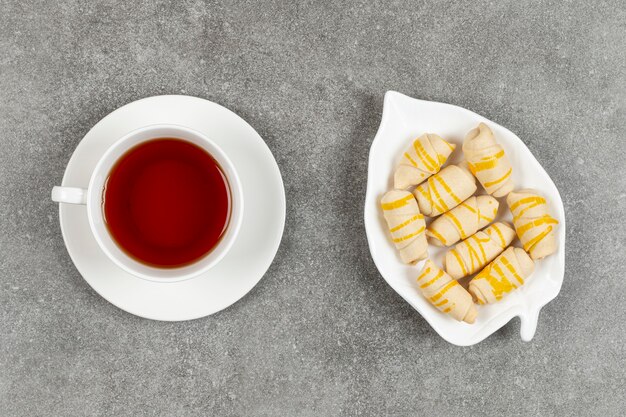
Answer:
380;123;558;324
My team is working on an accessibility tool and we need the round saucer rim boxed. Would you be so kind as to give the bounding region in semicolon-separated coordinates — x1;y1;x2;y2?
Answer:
58;95;286;321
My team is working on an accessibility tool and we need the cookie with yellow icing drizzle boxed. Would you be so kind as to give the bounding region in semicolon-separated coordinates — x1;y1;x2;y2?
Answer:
380;190;428;264
394;134;456;189
507;189;558;260
412;164;477;217
417;260;477;324
463;123;514;197
426;195;499;247
444;222;516;279
469;247;534;304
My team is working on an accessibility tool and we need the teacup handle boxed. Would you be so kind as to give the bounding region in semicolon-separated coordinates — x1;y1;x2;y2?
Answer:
51;186;87;205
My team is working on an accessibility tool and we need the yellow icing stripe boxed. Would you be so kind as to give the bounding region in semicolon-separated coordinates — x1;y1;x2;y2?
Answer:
481;212;495;222
435;175;462;204
491;223;507;248
512;197;548;221
381;194;413;210
467;243;481;271
416;141;439;172
484;168;512;188
523;226;553;252
430;280;458;302
417;267;431;282
480;150;505;161
392;226;425;243
413;140;436;172
443;140;455;151
415;185;441;214
474;264;489;280
435;298;448;307
469;150;505;172
473;235;491;243
442;307;452;313
502;257;524;285
445;211;467;239
509;196;546;212
472;236;488;263
513;202;542;222
389;214;424;232
416;185;429;200
460;202;476;213
493;264;514;288
451;249;468;276
428;227;448;246
463;201;489;222
404;152;419;168
492;264;517;295
420;269;444;288
517;216;558;237
478;264;513;298
429;177;449;212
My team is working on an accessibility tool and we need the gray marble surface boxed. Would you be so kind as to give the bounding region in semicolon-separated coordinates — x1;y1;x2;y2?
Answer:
1;1;625;416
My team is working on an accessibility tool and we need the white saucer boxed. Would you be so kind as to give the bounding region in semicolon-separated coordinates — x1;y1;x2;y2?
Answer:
58;95;286;321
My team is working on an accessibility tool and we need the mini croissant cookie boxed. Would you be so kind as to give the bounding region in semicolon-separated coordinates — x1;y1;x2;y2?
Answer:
417;260;477;324
463;123;514;197
380;190;428;264
469;247;534;304
413;164;477;217
394;134;456;189
444;222;516;279
426;195;499;247
507;189;558;260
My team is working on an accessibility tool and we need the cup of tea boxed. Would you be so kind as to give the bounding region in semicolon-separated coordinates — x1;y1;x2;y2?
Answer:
52;124;244;282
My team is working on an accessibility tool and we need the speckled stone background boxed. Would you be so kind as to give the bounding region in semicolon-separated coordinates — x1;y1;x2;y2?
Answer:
1;0;625;416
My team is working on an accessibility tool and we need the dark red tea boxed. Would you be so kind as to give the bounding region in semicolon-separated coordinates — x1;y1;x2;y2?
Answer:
103;138;231;268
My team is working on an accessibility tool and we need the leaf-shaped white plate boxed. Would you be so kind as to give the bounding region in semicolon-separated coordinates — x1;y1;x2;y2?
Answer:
364;91;566;346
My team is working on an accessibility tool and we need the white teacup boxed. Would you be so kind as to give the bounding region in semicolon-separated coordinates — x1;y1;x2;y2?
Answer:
52;124;244;282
